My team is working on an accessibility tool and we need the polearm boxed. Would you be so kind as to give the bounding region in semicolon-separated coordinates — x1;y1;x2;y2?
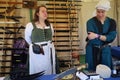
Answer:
0;1;23;4
0;5;19;14
0;1;23;14
0;14;24;22
0;5;21;14
0;26;25;29
0;1;36;7
0;6;20;9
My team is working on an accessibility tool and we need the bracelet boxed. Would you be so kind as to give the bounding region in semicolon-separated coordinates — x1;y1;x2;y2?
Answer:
96;34;100;39
98;35;101;39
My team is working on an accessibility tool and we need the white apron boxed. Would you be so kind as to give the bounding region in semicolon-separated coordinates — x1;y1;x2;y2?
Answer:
29;41;56;75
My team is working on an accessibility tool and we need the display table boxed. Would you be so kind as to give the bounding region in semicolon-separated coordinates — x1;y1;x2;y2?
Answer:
35;74;55;80
111;46;120;59
35;74;120;80
34;46;120;80
104;77;120;80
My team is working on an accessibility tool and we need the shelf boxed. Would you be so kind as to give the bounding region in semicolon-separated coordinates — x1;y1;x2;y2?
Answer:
0;38;18;39
0;1;24;76
1;55;12;56
0;6;21;9
0;47;27;50
0;32;20;34
0;26;25;29
0;21;19;24
0;60;11;62
38;0;68;2
0;0;82;75
47;0;82;71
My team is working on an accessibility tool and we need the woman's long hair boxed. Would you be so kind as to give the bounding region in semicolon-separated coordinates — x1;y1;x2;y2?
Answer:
33;5;50;26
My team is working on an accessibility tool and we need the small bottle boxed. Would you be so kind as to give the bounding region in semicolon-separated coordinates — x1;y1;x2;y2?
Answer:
113;65;117;75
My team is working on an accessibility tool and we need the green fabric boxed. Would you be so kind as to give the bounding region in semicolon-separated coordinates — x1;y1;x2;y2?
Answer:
31;22;52;43
80;55;85;64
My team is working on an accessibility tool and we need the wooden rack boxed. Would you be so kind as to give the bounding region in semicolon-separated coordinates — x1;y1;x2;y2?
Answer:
43;0;82;72
0;0;82;76
0;0;24;76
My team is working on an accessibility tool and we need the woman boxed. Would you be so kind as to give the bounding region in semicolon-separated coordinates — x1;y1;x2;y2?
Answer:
25;5;56;75
85;0;117;71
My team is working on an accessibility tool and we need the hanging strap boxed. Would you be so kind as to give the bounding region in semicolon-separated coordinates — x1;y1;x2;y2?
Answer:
29;8;33;22
50;48;53;74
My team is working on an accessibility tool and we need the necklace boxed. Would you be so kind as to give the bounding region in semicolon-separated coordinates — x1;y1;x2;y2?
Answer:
36;22;45;29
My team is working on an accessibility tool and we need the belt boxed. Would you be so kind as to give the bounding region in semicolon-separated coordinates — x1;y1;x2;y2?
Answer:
40;41;52;46
94;45;101;48
41;43;48;46
93;44;110;48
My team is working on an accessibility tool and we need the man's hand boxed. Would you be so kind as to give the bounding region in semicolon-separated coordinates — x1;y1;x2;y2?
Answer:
87;32;106;41
87;32;98;40
99;35;106;41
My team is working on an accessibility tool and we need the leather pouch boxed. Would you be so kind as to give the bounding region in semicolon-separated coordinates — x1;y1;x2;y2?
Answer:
32;43;44;55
